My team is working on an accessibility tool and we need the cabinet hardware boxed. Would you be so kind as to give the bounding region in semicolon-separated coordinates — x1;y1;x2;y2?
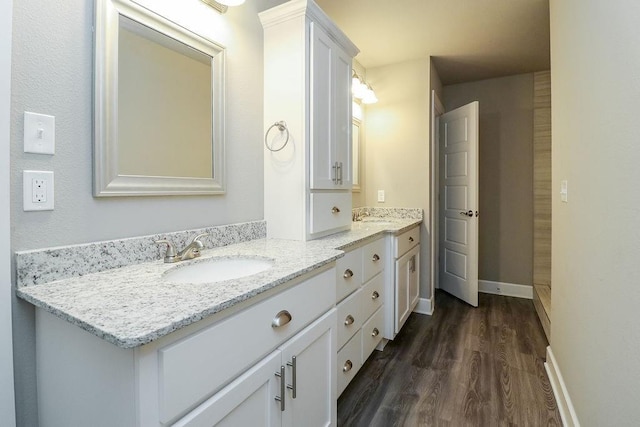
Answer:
371;328;379;337
338;162;343;185
409;236;414;242
371;291;380;300
343;269;353;279
332;206;340;214
459;210;473;217
344;315;355;326
272;310;292;328
372;254;380;262
286;356;297;399
343;360;353;373
274;365;286;411
332;162;337;184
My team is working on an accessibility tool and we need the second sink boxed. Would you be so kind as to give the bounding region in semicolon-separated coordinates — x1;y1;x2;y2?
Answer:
163;256;274;284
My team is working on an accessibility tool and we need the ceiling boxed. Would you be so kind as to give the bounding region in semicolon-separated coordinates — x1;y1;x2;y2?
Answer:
314;0;550;85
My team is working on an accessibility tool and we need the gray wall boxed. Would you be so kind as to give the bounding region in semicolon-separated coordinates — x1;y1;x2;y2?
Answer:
10;0;284;423
443;74;534;286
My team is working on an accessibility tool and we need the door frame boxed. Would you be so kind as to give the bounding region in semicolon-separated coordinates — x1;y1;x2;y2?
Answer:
430;90;445;302
1;0;16;424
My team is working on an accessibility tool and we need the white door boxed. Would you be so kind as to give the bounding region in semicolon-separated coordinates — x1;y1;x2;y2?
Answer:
438;102;479;307
280;309;336;427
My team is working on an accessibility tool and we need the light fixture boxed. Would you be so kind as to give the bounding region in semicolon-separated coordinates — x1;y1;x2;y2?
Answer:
351;70;377;104
200;0;245;14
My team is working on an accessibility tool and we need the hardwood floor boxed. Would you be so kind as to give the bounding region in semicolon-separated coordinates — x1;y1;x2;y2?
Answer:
337;291;561;426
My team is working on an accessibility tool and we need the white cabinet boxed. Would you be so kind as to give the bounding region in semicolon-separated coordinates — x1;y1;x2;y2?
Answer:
178;309;337;427
310;23;352;190
261;0;359;241
35;268;337;426
384;225;421;339
334;237;385;396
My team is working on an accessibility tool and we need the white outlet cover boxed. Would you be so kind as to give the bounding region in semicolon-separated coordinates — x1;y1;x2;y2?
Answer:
23;170;54;211
24;111;55;155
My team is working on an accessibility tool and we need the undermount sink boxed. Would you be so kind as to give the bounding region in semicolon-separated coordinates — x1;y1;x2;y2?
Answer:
163;257;273;284
359;218;394;226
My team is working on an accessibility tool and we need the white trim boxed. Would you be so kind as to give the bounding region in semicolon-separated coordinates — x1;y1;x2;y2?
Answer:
545;346;581;427
413;298;433;315
478;280;533;299
0;0;16;424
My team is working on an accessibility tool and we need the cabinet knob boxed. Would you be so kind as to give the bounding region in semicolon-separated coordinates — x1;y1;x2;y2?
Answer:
372;253;380;262
272;310;292;328
332;206;340;214
344;315;355;326
409;236;414;242
371;328;380;337
343;269;354;279
343;360;353;373
371;291;380;300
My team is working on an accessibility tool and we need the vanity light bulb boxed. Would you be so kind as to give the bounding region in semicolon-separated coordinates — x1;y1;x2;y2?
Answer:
362;86;378;104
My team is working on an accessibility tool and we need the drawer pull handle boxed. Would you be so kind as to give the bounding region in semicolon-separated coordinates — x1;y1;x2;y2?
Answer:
343;269;354;279
332;206;341;214
409;236;414;242
286;356;297;399
371;328;380;337
372;254;380;262
274;365;285;411
272;310;292;328
372;291;380;300
343;360;353;373
344;315;355;326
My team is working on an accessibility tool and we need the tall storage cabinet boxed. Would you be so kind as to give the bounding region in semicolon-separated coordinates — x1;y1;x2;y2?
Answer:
260;0;359;241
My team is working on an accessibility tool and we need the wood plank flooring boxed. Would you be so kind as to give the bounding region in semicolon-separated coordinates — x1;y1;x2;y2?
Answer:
337;291;561;426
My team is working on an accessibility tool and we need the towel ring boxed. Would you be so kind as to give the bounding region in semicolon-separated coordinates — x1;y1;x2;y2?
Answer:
265;121;289;152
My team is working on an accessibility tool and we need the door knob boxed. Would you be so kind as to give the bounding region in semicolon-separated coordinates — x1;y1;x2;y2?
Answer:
459;210;473;217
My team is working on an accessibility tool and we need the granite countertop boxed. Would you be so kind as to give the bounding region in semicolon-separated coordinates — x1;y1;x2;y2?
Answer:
16;218;421;348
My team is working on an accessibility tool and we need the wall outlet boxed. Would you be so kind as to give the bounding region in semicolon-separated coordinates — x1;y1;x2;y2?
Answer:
377;190;385;203
23;170;54;211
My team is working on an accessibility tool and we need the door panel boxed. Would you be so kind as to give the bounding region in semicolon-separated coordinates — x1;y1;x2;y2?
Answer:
439;101;479;307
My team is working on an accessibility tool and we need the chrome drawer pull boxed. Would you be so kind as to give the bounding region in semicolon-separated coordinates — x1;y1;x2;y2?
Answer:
332;206;340;214
274;365;285;411
343;269;354;279
343;360;353;373
372;253;380;262
272;310;292;328
344;315;355;326
371;328;380;337
409;236;414;242
371;291;380;300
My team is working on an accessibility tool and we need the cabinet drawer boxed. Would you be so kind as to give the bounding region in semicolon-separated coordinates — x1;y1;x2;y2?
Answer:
362;306;384;362
337;332;362;397
362;237;385;283
335;247;362;302
394;226;420;258
361;273;384;321
158;268;335;423
309;192;352;235
336;287;363;350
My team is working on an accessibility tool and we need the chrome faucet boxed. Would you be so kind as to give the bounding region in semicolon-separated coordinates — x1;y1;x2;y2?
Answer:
156;233;208;263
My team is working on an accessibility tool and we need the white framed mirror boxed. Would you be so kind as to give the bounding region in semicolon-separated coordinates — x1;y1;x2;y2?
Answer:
94;0;225;196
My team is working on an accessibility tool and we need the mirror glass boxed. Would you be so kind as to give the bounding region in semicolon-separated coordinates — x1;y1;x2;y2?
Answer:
352;118;361;192
94;0;225;196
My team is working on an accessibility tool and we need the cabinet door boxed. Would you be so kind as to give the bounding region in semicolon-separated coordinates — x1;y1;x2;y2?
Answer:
394;253;410;334
280;309;337;427
310;23;337;190
409;249;420;311
172;351;282;427
333;43;352;189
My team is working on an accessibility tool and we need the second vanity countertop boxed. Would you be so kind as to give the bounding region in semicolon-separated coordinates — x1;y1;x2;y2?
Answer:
17;218;421;348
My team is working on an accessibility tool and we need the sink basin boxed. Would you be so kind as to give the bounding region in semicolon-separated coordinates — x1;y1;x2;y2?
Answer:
359;218;394;226
163;257;273;284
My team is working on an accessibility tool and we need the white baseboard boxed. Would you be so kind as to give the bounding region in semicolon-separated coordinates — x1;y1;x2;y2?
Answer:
545;346;580;427
478;280;532;299
413;297;433;315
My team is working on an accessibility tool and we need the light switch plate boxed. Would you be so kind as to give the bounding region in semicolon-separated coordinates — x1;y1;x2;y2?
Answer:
23;170;54;211
24;111;55;155
377;190;385;203
560;180;568;203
